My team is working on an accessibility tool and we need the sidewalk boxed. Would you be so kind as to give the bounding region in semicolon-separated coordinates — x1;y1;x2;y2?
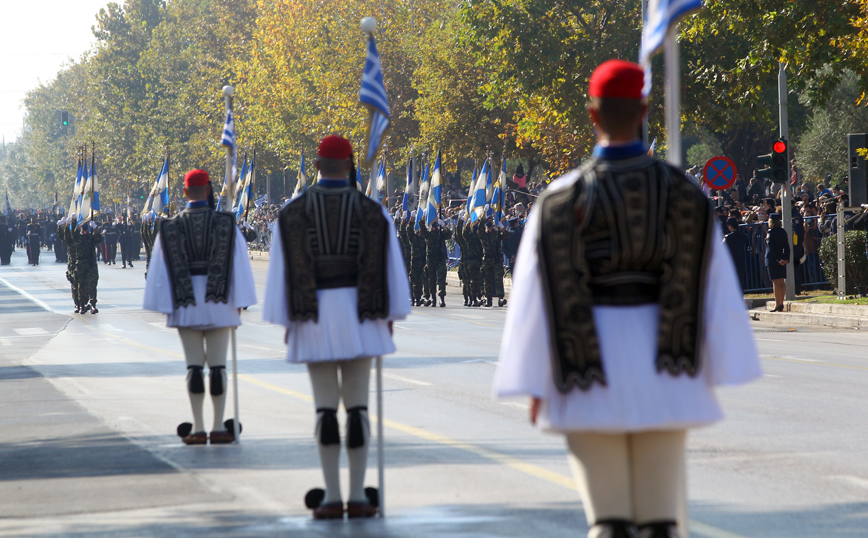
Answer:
750;300;868;329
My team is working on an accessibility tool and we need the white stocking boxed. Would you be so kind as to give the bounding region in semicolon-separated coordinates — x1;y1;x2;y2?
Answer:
308;361;342;504
203;328;230;431
178;328;206;434
340;358;372;503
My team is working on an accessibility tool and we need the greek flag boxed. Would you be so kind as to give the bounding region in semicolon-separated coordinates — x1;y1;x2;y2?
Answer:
220;108;237;193
415;161;429;231
425;151;443;227
359;36;390;167
468;160;489;222
233;153;248;212
76;159;87;220
402;157;412;212
639;0;703;95
151;157;170;216
466;165;476;213
235;153;255;222
375;160;386;204
78;155;99;225
492;154;506;222
254;193;267;208
69;157;82;218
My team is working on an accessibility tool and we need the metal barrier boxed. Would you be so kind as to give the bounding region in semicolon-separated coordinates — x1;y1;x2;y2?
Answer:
738;215;830;293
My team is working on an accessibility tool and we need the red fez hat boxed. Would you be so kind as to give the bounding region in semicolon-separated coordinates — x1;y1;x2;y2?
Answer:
317;135;353;160
184;169;210;187
588;60;644;99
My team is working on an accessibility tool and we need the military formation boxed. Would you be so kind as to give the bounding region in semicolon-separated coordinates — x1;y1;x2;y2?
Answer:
398;211;508;308
57;218;104;314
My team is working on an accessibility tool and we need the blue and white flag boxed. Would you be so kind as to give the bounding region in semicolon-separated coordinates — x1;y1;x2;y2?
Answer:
235;153;255;222
69;157;82;218
468;160;489;222
492;154;507;222
233;153;248;211
356;166;363;192
359;35;390;167
415;161;429;231
254;193;267;208
292;152;307;200
639;0;703;96
375;160;386;204
425;150;443;227
466;165;476;213
4;192;11;216
78;154;99;225
76;159;88;220
151;157;170;216
220;108;237;193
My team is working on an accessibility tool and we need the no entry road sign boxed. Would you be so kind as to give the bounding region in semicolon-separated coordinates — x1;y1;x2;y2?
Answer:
703;156;737;191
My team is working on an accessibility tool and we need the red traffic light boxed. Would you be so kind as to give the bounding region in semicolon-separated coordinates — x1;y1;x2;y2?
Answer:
773;141;787;154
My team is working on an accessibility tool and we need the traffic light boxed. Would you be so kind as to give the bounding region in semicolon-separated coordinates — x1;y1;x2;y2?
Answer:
756;138;788;183
61;111;69;126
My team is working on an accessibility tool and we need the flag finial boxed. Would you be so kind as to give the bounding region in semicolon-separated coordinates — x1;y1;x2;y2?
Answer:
360;17;377;34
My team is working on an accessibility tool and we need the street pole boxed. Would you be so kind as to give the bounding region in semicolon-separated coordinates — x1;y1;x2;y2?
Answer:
664;28;681;167
779;63;795;301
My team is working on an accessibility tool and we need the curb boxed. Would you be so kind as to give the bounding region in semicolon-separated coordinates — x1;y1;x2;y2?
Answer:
750;308;868;329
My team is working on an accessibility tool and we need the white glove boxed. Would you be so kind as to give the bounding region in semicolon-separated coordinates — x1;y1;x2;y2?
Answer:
410;210;416;218
497;221;505;229
438;219;445;227
458;210;466;220
403;211;409;219
89;221;98;230
484;204;490;212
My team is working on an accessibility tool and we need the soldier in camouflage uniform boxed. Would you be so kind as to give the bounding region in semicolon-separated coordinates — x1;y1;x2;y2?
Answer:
59;219;81;312
453;215;471;306
459;220;484;307
72;223;104;314
419;218;452;307
398;212;412;275
477;217;508;307
400;215;429;306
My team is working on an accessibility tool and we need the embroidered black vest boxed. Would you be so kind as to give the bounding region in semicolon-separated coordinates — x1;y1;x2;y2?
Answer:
538;155;714;392
278;184;389;323
159;208;236;309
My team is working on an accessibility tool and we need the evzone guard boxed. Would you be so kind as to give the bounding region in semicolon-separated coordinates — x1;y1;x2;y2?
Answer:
143;169;257;445
263;135;411;519
494;60;761;538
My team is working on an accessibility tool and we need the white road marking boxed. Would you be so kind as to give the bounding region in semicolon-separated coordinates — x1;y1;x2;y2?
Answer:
95;324;121;332
760;354;824;364
382;372;432;386
763;374;781;378
460;359;498;365
0;275;62;314
690;521;752;538
149;322;170;330
500;402;526;409
0;338;11;347
13;327;48;336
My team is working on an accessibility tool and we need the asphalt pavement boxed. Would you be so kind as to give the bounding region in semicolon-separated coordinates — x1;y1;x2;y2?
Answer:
0;246;866;537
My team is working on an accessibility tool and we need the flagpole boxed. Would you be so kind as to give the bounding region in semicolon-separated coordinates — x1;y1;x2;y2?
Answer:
664;28;681;168
223;86;235;205
90;141;95;224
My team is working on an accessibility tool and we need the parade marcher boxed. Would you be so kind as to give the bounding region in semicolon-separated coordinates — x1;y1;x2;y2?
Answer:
0;216;13;265
419;217;452;307
263;135;411;520
398;212;412;275
25;217;41;266
494;60;761;538
72;221;104;313
143;169;257;445
453;213;472;306
401;213;428;306
477;215;506;307
59;219;82;312
119;217;135;268
766;213;790;312
103;220;119;265
52;221;68;263
459;219;484;306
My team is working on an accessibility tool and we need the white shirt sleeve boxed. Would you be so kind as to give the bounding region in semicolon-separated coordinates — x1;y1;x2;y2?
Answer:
493;209;553;398
142;234;173;315
230;227;257;309
262;225;289;328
